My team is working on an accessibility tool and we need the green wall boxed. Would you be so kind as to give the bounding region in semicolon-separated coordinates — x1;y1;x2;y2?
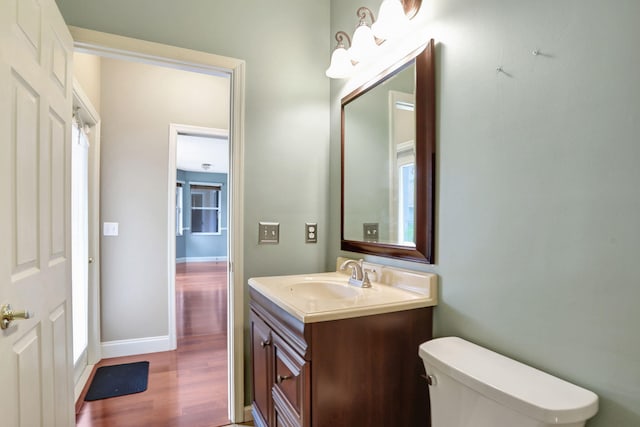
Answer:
329;0;640;426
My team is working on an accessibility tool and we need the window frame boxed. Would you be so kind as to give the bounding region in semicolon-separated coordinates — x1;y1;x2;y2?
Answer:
189;182;223;235
176;181;184;236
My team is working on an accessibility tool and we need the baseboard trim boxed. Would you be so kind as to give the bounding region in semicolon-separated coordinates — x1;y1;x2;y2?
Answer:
74;363;94;403
101;335;172;359
176;256;228;263
244;405;254;422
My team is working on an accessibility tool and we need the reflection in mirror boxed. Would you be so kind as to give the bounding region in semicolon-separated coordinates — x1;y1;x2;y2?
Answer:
341;40;435;263
343;63;416;246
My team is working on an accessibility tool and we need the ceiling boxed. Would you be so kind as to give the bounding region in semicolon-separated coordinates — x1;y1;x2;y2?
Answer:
176;134;229;174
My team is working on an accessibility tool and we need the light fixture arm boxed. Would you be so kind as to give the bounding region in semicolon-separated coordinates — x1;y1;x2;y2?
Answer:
356;7;376;26
334;30;352;49
400;0;422;18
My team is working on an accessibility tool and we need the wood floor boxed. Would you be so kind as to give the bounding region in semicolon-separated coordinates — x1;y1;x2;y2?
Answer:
76;262;231;427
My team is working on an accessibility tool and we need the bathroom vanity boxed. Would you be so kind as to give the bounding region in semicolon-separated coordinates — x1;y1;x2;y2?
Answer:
249;265;437;427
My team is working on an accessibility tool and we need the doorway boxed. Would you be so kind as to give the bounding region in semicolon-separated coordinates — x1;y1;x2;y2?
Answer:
71;81;102;401
71;27;246;423
71;110;89;381
172;128;231;421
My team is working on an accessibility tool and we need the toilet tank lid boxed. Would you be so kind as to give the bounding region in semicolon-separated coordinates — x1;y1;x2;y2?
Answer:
419;337;598;424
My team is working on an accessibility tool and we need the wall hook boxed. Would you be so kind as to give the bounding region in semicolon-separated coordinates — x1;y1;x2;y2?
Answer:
532;49;553;58
495;66;512;77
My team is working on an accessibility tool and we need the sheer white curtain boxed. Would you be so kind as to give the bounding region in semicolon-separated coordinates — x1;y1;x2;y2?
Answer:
71;119;89;365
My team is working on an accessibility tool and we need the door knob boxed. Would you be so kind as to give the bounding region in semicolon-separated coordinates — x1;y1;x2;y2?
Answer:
1;304;31;330
88;257;94;264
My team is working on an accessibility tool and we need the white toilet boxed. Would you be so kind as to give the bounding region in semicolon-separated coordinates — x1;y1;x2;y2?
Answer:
419;337;598;427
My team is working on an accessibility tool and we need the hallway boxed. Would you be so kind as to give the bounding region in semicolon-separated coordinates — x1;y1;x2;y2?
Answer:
76;262;230;426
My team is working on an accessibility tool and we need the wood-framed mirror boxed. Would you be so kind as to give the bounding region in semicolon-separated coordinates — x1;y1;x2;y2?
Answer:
341;39;435;263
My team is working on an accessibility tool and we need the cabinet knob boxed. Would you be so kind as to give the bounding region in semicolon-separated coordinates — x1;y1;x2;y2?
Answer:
276;374;292;384
260;338;271;348
421;374;437;386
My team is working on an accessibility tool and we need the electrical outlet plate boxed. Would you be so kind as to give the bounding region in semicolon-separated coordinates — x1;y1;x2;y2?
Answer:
305;223;317;243
258;222;279;244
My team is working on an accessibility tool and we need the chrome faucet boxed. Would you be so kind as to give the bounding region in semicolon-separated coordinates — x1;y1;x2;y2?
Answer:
340;259;372;288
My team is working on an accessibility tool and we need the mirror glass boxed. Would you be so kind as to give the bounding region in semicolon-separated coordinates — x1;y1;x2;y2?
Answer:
343;63;416;246
341;40;435;263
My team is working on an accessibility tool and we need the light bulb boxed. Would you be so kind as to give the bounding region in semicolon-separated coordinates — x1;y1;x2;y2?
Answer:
349;24;378;63
372;0;410;40
326;47;353;79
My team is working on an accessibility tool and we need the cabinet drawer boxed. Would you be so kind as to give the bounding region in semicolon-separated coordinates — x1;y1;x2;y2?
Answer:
272;333;310;427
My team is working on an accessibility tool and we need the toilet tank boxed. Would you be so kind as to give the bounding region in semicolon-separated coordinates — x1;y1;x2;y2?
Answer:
419;337;598;427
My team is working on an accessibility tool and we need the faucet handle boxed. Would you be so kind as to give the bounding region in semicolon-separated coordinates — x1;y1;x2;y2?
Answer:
362;271;372;288
363;266;378;282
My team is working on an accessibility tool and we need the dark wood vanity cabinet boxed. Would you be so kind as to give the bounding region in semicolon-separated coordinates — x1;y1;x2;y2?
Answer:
250;288;432;427
251;311;274;426
271;332;310;427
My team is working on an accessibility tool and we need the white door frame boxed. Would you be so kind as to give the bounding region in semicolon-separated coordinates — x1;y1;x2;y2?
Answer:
72;78;102;400
69;27;247;423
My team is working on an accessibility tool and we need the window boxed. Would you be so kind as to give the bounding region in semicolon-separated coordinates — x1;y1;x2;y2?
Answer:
398;162;415;244
190;183;222;234
71;120;89;366
176;182;183;236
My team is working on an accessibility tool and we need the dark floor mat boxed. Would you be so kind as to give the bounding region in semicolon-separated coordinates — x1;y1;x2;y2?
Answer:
84;361;149;401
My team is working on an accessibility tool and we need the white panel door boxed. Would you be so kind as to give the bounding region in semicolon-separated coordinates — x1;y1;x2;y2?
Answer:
0;0;74;426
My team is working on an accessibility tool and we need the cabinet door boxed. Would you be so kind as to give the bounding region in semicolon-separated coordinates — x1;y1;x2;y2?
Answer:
274;400;300;427
250;311;274;427
272;333;310;427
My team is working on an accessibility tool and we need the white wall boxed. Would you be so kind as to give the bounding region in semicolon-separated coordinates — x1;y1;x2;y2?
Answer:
329;1;640;426
99;57;229;342
73;52;101;114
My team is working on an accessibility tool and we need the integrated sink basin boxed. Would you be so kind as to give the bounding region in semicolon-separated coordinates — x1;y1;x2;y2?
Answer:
249;263;438;323
287;281;361;300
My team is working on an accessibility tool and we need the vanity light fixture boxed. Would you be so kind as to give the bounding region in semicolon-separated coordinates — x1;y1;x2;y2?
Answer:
325;31;354;79
325;0;422;79
348;7;378;63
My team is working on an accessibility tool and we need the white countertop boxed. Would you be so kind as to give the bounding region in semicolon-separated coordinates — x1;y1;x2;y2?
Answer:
249;268;438;323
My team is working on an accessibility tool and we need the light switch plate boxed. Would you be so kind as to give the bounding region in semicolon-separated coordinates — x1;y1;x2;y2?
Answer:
363;223;379;242
103;222;119;236
305;223;317;243
258;222;279;244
